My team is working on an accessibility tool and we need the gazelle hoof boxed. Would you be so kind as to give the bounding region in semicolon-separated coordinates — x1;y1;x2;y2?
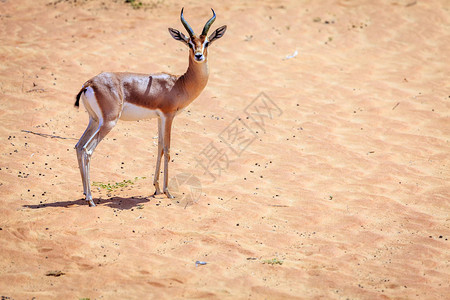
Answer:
87;199;96;207
164;190;174;199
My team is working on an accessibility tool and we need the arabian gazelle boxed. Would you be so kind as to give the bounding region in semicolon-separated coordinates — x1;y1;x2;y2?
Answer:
74;8;226;206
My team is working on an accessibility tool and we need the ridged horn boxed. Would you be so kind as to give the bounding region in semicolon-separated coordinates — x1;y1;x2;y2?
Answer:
180;7;195;37
201;8;216;36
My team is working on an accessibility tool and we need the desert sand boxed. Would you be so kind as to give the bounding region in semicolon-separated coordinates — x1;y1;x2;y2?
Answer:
0;0;449;298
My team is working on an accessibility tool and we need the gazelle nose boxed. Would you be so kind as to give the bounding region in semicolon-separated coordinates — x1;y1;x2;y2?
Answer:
195;53;203;59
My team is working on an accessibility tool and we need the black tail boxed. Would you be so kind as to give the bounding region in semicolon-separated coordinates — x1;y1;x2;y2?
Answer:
74;89;84;107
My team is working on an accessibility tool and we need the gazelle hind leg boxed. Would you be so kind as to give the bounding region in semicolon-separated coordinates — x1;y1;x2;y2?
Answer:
75;118;98;202
75;86;118;206
76;123;101;207
81;127;101;207
76;121;116;206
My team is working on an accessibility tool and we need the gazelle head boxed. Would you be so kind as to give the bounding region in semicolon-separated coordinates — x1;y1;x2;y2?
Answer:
169;8;227;63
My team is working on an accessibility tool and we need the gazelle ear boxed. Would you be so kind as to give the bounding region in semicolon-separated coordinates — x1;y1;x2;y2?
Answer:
168;28;189;44
208;25;227;44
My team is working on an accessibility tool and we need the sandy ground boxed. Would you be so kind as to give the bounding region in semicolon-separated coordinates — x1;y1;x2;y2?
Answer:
0;0;449;298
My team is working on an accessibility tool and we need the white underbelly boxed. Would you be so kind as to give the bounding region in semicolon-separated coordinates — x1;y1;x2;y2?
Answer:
120;103;160;121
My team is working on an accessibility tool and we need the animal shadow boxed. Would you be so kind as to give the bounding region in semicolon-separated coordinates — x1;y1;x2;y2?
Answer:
23;196;151;210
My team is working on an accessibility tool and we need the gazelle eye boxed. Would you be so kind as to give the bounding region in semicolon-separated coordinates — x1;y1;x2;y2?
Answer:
188;43;193;49
204;42;210;47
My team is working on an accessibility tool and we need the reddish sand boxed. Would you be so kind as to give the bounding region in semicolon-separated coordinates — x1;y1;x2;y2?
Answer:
0;0;449;298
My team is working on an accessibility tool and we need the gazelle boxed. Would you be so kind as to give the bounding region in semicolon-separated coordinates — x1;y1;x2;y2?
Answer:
74;8;227;207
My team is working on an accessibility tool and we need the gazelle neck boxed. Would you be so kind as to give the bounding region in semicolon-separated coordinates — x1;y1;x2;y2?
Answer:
177;54;209;105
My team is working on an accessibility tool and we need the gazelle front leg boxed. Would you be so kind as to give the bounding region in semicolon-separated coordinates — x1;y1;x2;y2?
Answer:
152;114;175;198
153;117;163;195
162;113;175;198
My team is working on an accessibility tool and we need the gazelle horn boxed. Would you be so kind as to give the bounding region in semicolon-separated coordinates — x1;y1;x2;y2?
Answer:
201;8;216;36
180;7;195;37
